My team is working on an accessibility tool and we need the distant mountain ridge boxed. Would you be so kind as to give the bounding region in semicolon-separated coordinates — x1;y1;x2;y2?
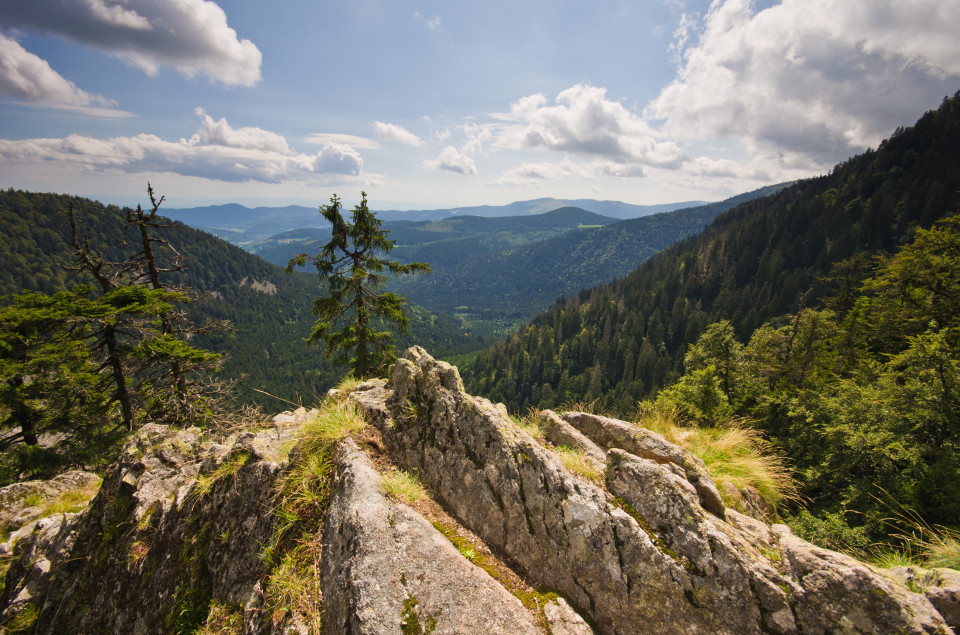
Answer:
161;197;706;243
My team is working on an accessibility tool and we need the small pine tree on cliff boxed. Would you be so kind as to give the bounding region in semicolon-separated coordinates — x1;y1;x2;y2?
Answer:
288;192;430;378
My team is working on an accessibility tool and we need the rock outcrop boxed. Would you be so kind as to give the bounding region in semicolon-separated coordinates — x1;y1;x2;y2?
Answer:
322;438;542;633
0;412;311;634
1;347;956;634
350;347;954;634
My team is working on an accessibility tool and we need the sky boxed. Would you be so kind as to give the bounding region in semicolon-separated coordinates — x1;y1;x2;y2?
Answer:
1;0;958;210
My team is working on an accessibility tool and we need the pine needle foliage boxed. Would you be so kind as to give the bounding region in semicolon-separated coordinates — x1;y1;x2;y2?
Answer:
288;193;430;378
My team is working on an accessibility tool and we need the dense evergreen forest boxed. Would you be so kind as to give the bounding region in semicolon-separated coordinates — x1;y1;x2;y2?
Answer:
0;190;473;407
464;92;960;416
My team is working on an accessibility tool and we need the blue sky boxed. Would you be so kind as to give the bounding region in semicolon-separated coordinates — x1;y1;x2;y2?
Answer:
1;0;958;210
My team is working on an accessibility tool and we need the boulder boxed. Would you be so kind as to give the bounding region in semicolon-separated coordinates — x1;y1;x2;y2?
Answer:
538;409;607;466
0;470;100;538
0;419;304;634
2;346;955;634
888;567;960;631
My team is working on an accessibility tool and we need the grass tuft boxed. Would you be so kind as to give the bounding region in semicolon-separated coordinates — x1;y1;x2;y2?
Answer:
634;402;799;509
381;468;428;506
263;385;368;626
266;537;323;632
869;496;960;571
553;446;604;485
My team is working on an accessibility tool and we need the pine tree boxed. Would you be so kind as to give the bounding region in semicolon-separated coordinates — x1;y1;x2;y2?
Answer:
288;192;431;378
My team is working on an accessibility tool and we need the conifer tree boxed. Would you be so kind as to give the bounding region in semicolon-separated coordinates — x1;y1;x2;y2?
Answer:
288;192;430;378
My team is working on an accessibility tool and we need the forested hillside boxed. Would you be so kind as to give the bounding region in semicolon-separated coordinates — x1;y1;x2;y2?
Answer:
0;190;473;406
464;92;960;415
393;184;789;324
257;189;782;332
252;206;619;271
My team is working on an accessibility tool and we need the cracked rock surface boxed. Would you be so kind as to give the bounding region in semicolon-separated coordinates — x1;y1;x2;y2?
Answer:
350;346;954;635
322;438;541;634
0;347;956;634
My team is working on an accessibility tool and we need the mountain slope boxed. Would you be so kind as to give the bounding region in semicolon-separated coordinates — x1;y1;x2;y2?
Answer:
392;185;788;323
252;206;619;270
463;91;960;414
0;190;473;406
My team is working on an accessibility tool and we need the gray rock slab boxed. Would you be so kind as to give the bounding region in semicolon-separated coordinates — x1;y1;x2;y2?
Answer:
562;411;726;518
321;438;541;634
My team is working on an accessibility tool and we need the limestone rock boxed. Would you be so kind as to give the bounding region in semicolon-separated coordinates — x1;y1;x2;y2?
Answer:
2;345;955;635
543;596;594;635
887;567;960;631
322;438;542;634
538;409;607;467
0;470;100;538
720;480;775;522
771;526;951;633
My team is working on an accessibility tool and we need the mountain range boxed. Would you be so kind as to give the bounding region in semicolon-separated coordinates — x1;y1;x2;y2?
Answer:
160;197;706;244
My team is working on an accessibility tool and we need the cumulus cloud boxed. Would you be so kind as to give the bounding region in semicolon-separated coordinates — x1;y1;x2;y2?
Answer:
424;146;477;175
0;112;365;184
649;0;960;165
0;0;262;86
494;84;686;168
192;108;290;154
373;122;423;147
0;33;130;116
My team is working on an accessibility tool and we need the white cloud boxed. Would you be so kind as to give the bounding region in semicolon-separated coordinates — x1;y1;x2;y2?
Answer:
0;33;131;117
373;122;423;147
0;0;262;86
304;133;380;150
424;146;477;176
0;112;366;184
86;0;150;30
649;0;960;165
494;84;686;168
414;12;442;30
496;158;646;186
192;109;290;154
461;124;491;156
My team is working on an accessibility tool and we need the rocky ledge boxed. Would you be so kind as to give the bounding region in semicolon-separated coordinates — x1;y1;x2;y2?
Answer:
1;346;957;634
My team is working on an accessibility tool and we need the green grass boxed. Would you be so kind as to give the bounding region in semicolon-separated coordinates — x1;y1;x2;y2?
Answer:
192;600;243;634
381;468;428;506
553;446;603;486
187;452;250;509
262;382;368;626
510;411;544;442
868;500;960;571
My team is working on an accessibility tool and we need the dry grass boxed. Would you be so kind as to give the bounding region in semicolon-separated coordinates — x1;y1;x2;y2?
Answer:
511;410;545;442
263;381;369;627
869;497;960;571
265;536;323;632
634;402;799;509
193;600;243;634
